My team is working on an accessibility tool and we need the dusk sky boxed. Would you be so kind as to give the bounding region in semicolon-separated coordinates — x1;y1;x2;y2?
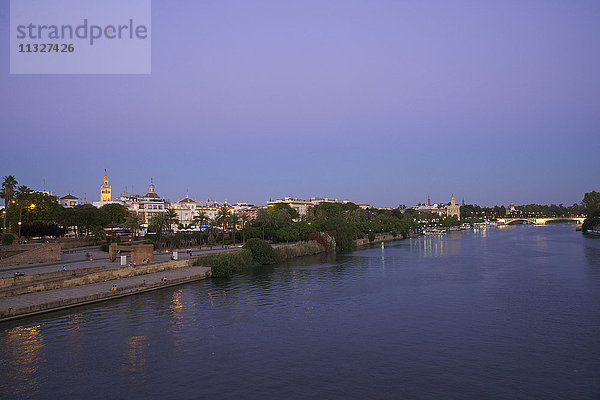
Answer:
1;1;599;207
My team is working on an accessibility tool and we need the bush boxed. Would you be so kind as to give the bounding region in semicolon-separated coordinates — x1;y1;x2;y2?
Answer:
243;238;278;265
368;232;376;242
2;234;15;245
194;249;253;278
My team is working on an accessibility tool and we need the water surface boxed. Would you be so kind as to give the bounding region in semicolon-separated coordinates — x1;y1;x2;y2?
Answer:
1;224;599;399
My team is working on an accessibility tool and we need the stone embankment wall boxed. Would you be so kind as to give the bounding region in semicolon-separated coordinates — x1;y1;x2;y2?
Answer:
0;265;105;289
0;243;43;260
0;243;61;267
0;268;211;321
355;234;400;247
2;258;194;297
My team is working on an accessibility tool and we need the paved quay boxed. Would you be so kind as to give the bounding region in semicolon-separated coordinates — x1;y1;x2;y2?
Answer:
0;265;211;322
0;245;241;277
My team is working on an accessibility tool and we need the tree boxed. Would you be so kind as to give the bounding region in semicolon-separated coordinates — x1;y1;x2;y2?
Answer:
239;214;250;244
15;185;32;239
165;209;179;234
1;175;18;234
270;203;299;221
72;204;102;237
100;203;129;225
582;191;600;216
149;213;170;245
192;211;209;249
256;208;274;240
91;226;107;243
229;213;240;246
215;206;230;247
193;211;209;227
277;224;299;243
124;214;141;239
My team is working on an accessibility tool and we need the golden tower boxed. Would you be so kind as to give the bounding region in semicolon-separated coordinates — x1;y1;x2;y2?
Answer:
100;169;112;202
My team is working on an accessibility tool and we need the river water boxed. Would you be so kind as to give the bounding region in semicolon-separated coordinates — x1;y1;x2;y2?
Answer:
1;224;599;399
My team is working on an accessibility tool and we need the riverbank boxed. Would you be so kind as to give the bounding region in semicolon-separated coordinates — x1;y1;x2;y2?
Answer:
0;235;409;322
0;265;211;322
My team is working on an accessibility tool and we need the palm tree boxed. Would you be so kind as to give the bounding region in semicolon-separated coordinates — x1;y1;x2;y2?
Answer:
165;209;179;234
1;176;18;235
240;214;250;244
215;206;230;248
149;213;170;248
191;211;208;249
124;214;141;240
207;217;218;245
229;213;240;246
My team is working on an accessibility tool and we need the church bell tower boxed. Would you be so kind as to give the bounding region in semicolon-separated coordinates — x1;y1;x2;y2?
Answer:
100;169;112;202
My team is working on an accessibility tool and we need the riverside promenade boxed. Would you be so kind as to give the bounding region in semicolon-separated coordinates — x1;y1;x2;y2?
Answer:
0;245;244;322
0;265;211;322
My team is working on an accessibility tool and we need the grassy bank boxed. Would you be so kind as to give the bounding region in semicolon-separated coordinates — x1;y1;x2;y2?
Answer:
194;240;326;278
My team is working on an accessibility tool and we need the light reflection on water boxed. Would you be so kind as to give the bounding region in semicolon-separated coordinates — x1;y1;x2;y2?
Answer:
0;224;599;400
1;325;46;399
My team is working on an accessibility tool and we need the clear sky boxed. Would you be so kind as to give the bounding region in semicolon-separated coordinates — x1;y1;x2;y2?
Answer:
1;0;599;207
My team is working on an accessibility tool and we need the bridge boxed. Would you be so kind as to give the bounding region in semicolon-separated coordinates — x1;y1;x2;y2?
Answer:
496;217;585;225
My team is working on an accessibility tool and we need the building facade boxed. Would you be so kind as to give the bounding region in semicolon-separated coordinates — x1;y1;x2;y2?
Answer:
268;197;313;216
125;180;170;224
59;194;79;208
232;202;263;220
172;195;198;225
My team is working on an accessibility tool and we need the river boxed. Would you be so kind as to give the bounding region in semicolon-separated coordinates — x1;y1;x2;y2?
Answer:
1;224;599;399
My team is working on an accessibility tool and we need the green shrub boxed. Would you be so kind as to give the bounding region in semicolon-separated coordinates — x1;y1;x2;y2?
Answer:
194;249;253;278
2;234;15;245
368;232;376;242
243;238;278;265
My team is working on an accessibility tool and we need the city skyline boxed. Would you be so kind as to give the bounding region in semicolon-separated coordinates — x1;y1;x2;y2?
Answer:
1;1;599;207
3;168;591;209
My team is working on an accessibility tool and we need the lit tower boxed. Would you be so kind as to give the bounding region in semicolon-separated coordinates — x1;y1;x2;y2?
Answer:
446;194;461;220
100;169;112;201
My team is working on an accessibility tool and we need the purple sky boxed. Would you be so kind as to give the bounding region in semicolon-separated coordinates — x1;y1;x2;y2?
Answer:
1;0;599;207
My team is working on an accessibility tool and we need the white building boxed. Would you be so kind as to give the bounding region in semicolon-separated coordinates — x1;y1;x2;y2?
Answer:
172;195;198;226
196;201;233;222
268;197;313;216
123;180;170;224
310;196;369;209
59;194;79;208
268;196;370;216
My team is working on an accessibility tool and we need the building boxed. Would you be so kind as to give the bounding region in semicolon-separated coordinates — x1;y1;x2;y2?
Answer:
34;190;57;198
268;197;313;216
126;179;170;224
413;201;445;216
309;196;370;209
172;194;198;225
232;202;263;220
100;169;111;202
196;201;233;222
268;195;370;217
446;194;460;220
59;194;79;208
